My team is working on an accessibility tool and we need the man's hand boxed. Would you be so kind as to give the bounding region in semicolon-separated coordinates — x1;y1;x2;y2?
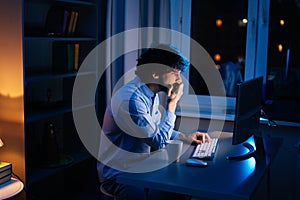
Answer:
179;131;211;144
192;131;211;144
168;83;184;103
167;83;183;113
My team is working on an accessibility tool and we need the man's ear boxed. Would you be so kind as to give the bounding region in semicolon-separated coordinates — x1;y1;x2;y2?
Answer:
152;73;159;80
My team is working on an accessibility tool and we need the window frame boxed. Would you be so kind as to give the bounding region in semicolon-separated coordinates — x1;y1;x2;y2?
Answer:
175;0;269;121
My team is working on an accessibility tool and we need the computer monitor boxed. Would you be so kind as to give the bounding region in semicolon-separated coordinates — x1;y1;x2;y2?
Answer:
226;77;263;160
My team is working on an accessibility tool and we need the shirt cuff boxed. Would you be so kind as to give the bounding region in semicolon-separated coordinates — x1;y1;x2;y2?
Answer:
161;110;176;126
171;130;180;140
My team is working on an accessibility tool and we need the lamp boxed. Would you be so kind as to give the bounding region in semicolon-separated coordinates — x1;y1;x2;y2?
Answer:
0;138;3;148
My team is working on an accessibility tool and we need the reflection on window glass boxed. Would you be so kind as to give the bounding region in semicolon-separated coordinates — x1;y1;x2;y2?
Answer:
190;0;247;97
267;0;300;100
265;0;300;122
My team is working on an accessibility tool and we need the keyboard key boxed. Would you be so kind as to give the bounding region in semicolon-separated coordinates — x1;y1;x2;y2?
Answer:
192;138;219;160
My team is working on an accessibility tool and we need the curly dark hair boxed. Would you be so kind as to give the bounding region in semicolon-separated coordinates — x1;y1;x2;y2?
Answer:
135;44;190;82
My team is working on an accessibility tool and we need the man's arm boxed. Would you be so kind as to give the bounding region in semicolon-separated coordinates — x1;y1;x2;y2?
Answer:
178;131;211;144
167;83;183;113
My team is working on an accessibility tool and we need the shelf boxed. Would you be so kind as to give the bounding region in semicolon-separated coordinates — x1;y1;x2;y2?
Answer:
26;103;95;123
55;0;96;7
26;150;92;186
24;36;96;41
23;0;101;197
26;71;95;83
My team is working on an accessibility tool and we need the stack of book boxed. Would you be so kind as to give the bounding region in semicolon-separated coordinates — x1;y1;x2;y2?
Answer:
52;42;80;73
0;162;12;185
45;6;79;36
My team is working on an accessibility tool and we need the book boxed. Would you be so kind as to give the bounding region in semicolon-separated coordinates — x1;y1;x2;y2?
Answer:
0;162;12;173
45;6;69;36
0;168;11;179
71;11;79;35
0;173;11;185
67;43;75;72
53;42;76;73
0;162;12;185
74;43;80;71
67;11;76;35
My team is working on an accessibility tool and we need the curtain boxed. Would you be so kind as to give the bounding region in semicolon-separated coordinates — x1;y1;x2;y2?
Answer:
104;0;187;103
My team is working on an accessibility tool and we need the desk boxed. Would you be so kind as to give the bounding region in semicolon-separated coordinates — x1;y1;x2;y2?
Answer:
117;132;281;200
0;178;24;199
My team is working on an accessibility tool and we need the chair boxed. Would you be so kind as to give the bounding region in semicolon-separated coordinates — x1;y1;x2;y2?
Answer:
100;182;116;200
97;161;116;200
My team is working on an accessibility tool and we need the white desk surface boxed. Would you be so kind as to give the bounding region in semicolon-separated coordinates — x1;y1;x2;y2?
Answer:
0;178;24;199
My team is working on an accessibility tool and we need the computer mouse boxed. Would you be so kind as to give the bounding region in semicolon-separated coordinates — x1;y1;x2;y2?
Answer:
186;159;208;167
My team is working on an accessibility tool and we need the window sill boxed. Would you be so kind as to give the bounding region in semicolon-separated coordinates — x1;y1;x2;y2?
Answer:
176;108;235;121
176;108;300;128
260;118;300;128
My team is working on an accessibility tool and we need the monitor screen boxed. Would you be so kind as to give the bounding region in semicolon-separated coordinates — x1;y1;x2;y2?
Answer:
227;77;263;160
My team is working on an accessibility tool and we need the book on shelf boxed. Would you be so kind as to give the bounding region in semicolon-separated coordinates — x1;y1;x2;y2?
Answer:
67;11;75;35
67;11;79;36
67;43;75;72
45;6;69;36
52;42;80;73
0;162;12;185
74;43;80;71
71;11;79;35
45;6;79;36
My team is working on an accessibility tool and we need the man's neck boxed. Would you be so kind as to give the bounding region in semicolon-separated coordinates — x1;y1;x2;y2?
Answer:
147;83;168;94
147;83;159;93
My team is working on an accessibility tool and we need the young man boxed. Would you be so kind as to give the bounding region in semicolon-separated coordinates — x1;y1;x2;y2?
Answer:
98;44;211;199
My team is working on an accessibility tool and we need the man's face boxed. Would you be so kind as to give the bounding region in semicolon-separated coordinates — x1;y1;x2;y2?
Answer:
160;67;182;87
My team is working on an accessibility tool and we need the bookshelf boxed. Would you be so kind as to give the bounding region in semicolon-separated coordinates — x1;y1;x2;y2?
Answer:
23;0;103;198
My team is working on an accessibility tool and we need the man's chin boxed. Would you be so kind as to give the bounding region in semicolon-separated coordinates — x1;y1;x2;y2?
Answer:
158;85;169;93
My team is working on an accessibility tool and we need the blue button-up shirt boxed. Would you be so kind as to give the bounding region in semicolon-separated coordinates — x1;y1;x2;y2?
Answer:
99;77;180;179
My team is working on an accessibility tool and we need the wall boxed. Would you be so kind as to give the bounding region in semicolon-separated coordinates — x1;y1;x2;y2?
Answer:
0;0;25;182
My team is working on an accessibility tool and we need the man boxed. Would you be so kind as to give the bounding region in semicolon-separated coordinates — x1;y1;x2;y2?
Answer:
98;44;211;199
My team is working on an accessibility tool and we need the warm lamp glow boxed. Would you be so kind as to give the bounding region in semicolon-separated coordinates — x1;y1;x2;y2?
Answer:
0;59;24;98
278;44;283;52
279;19;285;26
214;53;221;61
0;2;24;98
0;138;3;147
216;19;223;27
0;1;24;123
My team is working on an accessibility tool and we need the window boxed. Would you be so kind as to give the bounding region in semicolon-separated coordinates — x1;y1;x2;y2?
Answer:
178;0;251;119
264;0;300;123
179;0;299;124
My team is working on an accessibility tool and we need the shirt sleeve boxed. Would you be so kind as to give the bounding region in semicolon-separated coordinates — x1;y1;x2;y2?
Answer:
144;110;178;150
171;129;180;140
113;95;177;150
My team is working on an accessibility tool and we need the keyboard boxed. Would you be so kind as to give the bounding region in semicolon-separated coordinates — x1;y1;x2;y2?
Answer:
191;138;219;160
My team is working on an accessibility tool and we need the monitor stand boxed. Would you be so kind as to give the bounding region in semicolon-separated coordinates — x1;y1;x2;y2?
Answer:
226;135;264;160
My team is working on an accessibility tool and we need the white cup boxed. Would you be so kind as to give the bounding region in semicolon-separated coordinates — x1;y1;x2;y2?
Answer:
166;140;183;163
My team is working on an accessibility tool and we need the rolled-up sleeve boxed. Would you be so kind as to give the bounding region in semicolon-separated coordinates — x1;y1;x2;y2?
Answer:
110;78;179;151
113;97;178;150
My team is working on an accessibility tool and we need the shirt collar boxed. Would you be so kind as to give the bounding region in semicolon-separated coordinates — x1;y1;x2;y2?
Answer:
133;77;155;99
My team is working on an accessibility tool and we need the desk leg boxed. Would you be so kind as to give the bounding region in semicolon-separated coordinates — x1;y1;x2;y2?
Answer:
144;188;149;200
